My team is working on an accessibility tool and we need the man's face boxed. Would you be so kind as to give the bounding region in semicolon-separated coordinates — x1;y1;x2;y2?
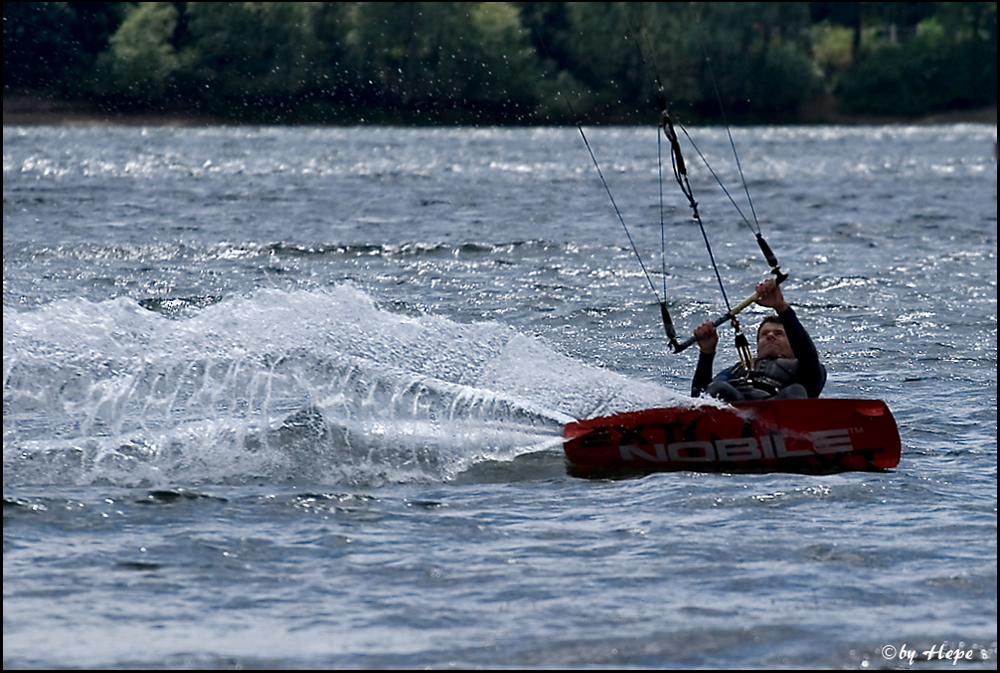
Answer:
757;322;794;359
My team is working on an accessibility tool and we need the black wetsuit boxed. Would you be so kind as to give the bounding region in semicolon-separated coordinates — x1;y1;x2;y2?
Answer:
691;306;826;401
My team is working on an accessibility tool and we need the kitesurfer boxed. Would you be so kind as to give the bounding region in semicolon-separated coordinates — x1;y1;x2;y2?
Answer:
691;278;826;401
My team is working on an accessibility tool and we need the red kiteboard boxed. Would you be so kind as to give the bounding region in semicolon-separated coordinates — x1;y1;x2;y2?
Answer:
563;398;900;476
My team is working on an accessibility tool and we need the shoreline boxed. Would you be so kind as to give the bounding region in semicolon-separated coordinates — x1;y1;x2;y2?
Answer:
3;93;997;127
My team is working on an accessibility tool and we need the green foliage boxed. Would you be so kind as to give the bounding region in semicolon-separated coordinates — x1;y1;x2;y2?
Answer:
3;2;996;123
99;2;181;102
181;3;314;96
748;42;823;115
469;2;542;111
683;2;821;119
810;22;858;75
834;3;998;116
836;35;997;115
3;1;127;92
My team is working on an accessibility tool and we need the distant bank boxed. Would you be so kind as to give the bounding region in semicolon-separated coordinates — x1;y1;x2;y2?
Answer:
3;92;997;127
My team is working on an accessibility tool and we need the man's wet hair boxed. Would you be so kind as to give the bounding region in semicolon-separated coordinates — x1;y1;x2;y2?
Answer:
757;315;783;339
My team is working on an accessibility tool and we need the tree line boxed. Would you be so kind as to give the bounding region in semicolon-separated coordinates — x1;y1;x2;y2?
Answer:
4;2;997;124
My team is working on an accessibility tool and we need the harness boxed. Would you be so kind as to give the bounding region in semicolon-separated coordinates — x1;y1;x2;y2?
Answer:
726;358;799;398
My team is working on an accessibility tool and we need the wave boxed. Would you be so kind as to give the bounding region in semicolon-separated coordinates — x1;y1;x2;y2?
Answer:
3;284;688;487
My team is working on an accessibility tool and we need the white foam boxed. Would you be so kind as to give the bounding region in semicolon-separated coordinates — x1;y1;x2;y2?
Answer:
3;284;691;487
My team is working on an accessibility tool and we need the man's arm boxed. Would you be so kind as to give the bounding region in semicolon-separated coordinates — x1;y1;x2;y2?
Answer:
691;319;720;397
692;350;716;397
757;278;825;397
777;305;826;397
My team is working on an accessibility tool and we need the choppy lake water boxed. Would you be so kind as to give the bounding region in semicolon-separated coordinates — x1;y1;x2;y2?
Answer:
3;123;997;669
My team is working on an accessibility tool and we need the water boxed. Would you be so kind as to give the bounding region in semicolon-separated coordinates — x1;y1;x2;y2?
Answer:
3;123;996;669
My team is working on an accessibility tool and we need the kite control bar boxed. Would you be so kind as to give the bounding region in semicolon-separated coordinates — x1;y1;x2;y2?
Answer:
669;272;787;353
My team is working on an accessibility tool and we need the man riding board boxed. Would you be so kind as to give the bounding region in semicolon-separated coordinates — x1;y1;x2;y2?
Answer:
691;279;826;401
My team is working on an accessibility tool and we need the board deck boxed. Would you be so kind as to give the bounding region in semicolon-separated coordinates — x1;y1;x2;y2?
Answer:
564;398;901;477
